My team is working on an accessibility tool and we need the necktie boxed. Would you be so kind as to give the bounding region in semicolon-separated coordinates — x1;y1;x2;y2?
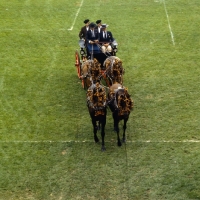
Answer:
92;30;95;37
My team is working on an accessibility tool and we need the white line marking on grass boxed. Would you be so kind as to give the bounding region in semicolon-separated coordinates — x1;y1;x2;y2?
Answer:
162;0;175;45
68;0;84;31
1;140;200;143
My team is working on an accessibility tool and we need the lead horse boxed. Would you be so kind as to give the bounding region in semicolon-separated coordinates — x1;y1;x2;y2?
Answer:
87;81;107;151
108;82;133;146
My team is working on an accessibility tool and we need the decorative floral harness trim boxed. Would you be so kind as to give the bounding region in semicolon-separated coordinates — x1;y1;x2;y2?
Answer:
104;56;125;84
87;82;107;116
109;87;133;116
81;58;101;81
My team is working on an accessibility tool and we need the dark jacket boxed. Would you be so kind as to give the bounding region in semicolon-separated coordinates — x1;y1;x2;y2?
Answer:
86;29;99;42
99;31;114;44
79;26;88;39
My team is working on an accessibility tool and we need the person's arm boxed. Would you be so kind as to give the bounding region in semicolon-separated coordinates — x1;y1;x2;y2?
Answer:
79;27;84;39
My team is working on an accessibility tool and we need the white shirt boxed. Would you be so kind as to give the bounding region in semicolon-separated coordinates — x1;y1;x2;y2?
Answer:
103;31;107;38
98;27;101;33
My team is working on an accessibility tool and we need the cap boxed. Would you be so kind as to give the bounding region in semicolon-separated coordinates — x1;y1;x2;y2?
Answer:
96;20;101;24
101;24;109;28
84;19;89;24
89;22;96;28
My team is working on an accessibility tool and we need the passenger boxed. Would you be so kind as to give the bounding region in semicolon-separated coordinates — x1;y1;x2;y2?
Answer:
99;24;114;53
79;19;90;40
95;20;102;33
86;22;99;44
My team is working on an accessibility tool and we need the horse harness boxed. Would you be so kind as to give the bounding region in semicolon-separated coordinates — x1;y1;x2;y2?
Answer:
109;87;133;116
103;56;125;84
87;82;107;116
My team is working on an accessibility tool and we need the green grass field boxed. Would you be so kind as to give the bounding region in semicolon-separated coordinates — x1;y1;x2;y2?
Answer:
0;0;200;199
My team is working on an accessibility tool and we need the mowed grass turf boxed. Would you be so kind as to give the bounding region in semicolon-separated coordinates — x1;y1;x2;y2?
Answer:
0;0;200;199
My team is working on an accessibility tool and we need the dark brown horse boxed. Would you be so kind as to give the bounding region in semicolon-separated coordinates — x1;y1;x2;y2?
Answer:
102;56;125;87
108;82;133;146
87;81;107;151
80;58;102;89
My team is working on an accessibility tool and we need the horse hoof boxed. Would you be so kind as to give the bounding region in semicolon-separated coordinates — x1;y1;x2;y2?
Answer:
94;138;99;143
101;147;106;151
122;139;126;143
118;142;122;147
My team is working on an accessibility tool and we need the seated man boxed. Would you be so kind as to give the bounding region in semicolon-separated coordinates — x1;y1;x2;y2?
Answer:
86;22;99;44
99;24;114;54
86;22;100;55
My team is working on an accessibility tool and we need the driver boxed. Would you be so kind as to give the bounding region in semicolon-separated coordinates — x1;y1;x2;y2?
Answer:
86;22;99;44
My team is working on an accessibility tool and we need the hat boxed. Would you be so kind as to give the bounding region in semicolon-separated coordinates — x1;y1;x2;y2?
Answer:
89;22;96;28
96;20;101;24
84;19;89;24
101;24;109;28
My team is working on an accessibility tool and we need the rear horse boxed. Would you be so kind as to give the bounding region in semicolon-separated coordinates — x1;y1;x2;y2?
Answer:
87;81;107;151
80;58;102;89
108;82;133;146
103;56;125;87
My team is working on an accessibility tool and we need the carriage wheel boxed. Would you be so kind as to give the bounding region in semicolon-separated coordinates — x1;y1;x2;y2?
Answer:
75;50;81;79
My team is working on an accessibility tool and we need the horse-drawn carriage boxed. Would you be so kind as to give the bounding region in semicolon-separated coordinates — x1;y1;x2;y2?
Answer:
74;37;133;151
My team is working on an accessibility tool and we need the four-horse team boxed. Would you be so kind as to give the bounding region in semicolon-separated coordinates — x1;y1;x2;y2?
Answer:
75;19;134;151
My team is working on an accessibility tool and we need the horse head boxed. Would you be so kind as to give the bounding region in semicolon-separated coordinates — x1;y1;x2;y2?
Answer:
108;83;133;116
115;88;133;116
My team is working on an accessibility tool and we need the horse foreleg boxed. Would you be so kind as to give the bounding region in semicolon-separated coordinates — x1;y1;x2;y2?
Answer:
113;116;121;147
101;121;106;151
98;121;101;130
122;118;128;143
92;119;99;143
